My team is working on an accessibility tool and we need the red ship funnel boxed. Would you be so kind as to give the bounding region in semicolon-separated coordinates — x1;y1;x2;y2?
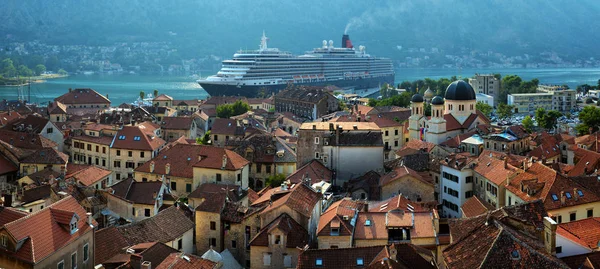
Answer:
342;34;353;48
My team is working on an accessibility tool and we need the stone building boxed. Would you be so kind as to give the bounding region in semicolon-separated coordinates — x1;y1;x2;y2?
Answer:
274;86;339;120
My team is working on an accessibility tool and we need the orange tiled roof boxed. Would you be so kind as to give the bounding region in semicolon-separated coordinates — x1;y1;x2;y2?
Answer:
156;253;216;269
259;183;322;218
317;198;364;236
473;150;520;185
287;159;332;184
112;125;166;151
2;196;96;264
557;218;600;249
461;196;495;218
55;88;110;105
379;165;428;187
65;164;111;186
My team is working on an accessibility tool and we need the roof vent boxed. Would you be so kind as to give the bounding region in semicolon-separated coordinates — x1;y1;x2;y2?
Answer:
182;255;191;262
126;248;135;254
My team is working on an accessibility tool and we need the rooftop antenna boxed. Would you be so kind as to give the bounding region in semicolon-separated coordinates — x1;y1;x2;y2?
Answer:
260;30;268;50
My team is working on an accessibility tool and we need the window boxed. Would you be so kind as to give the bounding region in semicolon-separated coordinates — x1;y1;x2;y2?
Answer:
132;207;136;216
256;164;262;173
114;161;121;168
465;191;473;198
330;228;339;236
126;162;135;168
284;255;292;267
578;190;584;197
214;135;218;141
466;176;473;183
216;174;222;182
87;144;91;151
316;258;323;267
134;136;141;141
116;150;121;156
315;152;320;159
232;240;237;248
102;147;106;154
83;244;89;262
171;182;177;191
395;129;399;135
145;208;151;217
209;238;217;247
394;140;398;147
47;127;53;134
556;246;562;254
314;137;320;144
57;260;65;269
237;173;241;182
71;252;77;269
95;158;99;165
186;183;192;193
588;209;594;218
210;221;216;230
118;135;126;140
558;215;562;223
565;192;572;199
357;258;364;266
116;173;121;180
102;159;106;167
266;165;272;174
263;253;272;266
95;145;99;152
508;196;512;205
1;235;7;247
385;130;389;136
365;219;371;226
551;194;558;201
140;151;145;158
128;151;132;157
570;212;576;221
275;235;281;245
177;238;183;250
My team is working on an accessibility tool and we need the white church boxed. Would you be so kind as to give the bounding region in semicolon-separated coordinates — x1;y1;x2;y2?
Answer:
408;80;490;144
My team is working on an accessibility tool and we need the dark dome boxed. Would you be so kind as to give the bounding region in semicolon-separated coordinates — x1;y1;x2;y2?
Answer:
445;80;476;100
411;94;424;103
431;96;445;105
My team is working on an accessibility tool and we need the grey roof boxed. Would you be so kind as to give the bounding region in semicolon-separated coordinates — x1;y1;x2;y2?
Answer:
445;80;476;100
330;131;383;147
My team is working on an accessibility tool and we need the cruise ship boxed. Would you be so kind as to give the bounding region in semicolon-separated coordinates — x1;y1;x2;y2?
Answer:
197;32;395;97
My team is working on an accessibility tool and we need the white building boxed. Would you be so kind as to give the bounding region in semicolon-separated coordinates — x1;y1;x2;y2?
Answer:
468;74;500;107
476;93;494;106
440;153;475;218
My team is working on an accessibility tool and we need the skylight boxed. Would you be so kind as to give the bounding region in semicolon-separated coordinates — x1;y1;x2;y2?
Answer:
511;250;520;260
316;258;323;266
578;190;584;197
566;192;572;199
118;135;126;140
551;194;558;201
357;258;364;266
365;219;371;226
133;136;141;141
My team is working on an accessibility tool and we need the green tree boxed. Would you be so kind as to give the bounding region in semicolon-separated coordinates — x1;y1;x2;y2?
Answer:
424;102;431;117
139;91;145;99
1;58;17;77
380;83;397;99
266;174;287;188
368;98;378;107
493;73;502;80
576;106;600;135
153;89;159;97
216;100;249;118
476;102;493;119
497;103;514;119
17;65;32;77
376;92;412;107
536;109;561;129
522;116;534;132
399;81;412;91
34;64;46;76
57;69;67;76
196;130;211;145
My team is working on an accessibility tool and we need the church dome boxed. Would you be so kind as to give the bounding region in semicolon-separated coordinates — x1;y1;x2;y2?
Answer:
424;87;435;99
411;94;424;103
431;96;445;105
444;80;476;101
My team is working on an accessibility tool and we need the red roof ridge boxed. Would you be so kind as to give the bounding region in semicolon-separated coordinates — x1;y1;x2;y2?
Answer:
4;195;75;227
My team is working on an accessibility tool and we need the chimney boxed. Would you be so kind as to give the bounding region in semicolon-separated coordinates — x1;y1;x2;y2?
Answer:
574;188;578;201
141;261;151;269
165;163;171;175
222;154;227;169
543;216;557;255
389;245;398;261
150;161;155;173
152;191;157;199
86;212;93;227
560;191;566;205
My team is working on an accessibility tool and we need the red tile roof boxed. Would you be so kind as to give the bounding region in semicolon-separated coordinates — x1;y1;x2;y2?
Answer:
21;147;68;164
460;196;495;218
561;251;600;269
109;178;163;205
210;118;242;136
1;196;96;264
153;94;173;101
135;144;249;177
259;183;322;218
473;150;520;185
568;148;600;177
112;125;166;151
317;198;365;236
116;206;194;245
0;206;27;226
161;117;194;130
21;184;51;204
55;88;110;105
558;217;600;249
47;101;67;114
368;195;427;213
0;111;21;126
0;154;17;175
94;226;130;265
156;252;217;269
249;213;309;248
0;129;57;150
287;159;332;184
379;165;429;187
354;212;388;240
505;162;600;210
65;164;111;186
444;201;568;269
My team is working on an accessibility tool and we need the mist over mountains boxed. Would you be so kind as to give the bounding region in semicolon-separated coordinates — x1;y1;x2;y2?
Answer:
2;0;599;63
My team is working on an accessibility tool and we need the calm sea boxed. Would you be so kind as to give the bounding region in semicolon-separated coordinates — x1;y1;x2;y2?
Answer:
0;68;599;105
